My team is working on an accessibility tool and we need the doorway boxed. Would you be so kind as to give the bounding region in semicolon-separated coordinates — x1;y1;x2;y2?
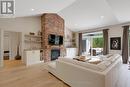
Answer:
3;31;23;68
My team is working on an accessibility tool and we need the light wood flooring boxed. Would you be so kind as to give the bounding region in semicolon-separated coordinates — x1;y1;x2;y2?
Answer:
0;62;69;87
0;61;130;87
4;60;24;69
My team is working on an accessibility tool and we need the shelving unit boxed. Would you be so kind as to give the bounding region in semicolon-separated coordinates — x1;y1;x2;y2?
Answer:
64;32;76;47
72;32;76;47
24;34;43;50
24;34;44;62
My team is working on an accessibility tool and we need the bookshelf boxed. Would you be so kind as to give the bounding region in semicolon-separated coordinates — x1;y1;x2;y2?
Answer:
64;32;76;47
24;34;44;61
24;34;43;50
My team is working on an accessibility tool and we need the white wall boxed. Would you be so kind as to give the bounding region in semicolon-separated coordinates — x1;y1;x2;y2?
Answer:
0;29;4;67
0;17;41;33
108;25;123;54
0;16;41;62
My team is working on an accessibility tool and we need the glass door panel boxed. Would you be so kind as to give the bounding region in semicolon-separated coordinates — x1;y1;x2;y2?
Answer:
82;31;103;56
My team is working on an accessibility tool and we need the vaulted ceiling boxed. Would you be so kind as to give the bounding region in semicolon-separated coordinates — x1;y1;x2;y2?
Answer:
2;0;130;31
58;0;130;31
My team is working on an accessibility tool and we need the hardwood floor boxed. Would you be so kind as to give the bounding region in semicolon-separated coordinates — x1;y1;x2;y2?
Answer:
0;61;130;87
0;63;69;87
4;60;24;69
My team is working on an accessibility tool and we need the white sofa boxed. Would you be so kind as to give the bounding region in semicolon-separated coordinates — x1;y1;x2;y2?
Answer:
47;54;122;87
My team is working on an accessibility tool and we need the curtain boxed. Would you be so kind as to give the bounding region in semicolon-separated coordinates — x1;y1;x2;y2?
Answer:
103;29;109;55
78;33;82;55
122;25;129;64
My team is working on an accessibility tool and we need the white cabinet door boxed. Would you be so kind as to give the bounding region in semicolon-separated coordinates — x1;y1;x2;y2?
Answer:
0;29;3;67
25;50;40;66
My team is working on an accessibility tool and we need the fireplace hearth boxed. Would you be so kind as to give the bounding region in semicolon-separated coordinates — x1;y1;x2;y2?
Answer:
51;49;60;60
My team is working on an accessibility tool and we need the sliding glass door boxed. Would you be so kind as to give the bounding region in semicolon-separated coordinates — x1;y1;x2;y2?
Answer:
82;31;103;56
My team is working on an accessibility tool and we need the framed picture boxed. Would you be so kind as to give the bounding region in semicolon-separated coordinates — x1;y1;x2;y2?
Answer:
110;37;121;50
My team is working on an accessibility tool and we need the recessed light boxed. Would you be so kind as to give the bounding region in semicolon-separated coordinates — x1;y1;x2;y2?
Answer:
100;16;104;19
31;9;35;11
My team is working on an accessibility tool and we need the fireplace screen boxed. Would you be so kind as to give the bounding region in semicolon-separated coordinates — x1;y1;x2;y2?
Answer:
51;49;60;60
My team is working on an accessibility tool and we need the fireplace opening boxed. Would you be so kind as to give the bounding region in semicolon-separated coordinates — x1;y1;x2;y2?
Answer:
51;49;60;60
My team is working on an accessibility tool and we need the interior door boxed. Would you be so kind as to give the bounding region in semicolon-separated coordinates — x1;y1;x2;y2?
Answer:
0;29;3;67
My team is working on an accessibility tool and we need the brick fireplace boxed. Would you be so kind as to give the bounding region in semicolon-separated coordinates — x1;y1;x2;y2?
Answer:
41;13;65;62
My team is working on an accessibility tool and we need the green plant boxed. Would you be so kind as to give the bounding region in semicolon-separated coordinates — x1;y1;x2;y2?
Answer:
92;37;104;48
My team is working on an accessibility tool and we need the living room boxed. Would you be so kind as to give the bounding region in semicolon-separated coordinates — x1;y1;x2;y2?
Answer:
0;0;130;87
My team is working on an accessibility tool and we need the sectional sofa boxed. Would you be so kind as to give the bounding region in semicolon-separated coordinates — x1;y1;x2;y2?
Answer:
47;54;122;87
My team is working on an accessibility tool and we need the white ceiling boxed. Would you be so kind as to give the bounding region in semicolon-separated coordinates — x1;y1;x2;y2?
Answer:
1;0;130;31
106;0;130;23
15;0;76;17
58;0;119;31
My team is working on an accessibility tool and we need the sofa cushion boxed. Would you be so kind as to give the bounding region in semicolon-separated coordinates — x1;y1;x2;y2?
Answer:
58;58;77;64
113;54;120;59
75;61;102;71
58;56;117;72
99;55;107;60
98;60;111;67
97;60;112;71
105;54;114;58
58;58;102;71
105;54;120;63
88;58;102;64
97;62;107;71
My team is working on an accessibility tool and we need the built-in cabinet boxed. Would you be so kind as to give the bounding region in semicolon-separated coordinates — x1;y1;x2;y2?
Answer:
24;50;42;66
24;34;44;66
72;33;76;47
